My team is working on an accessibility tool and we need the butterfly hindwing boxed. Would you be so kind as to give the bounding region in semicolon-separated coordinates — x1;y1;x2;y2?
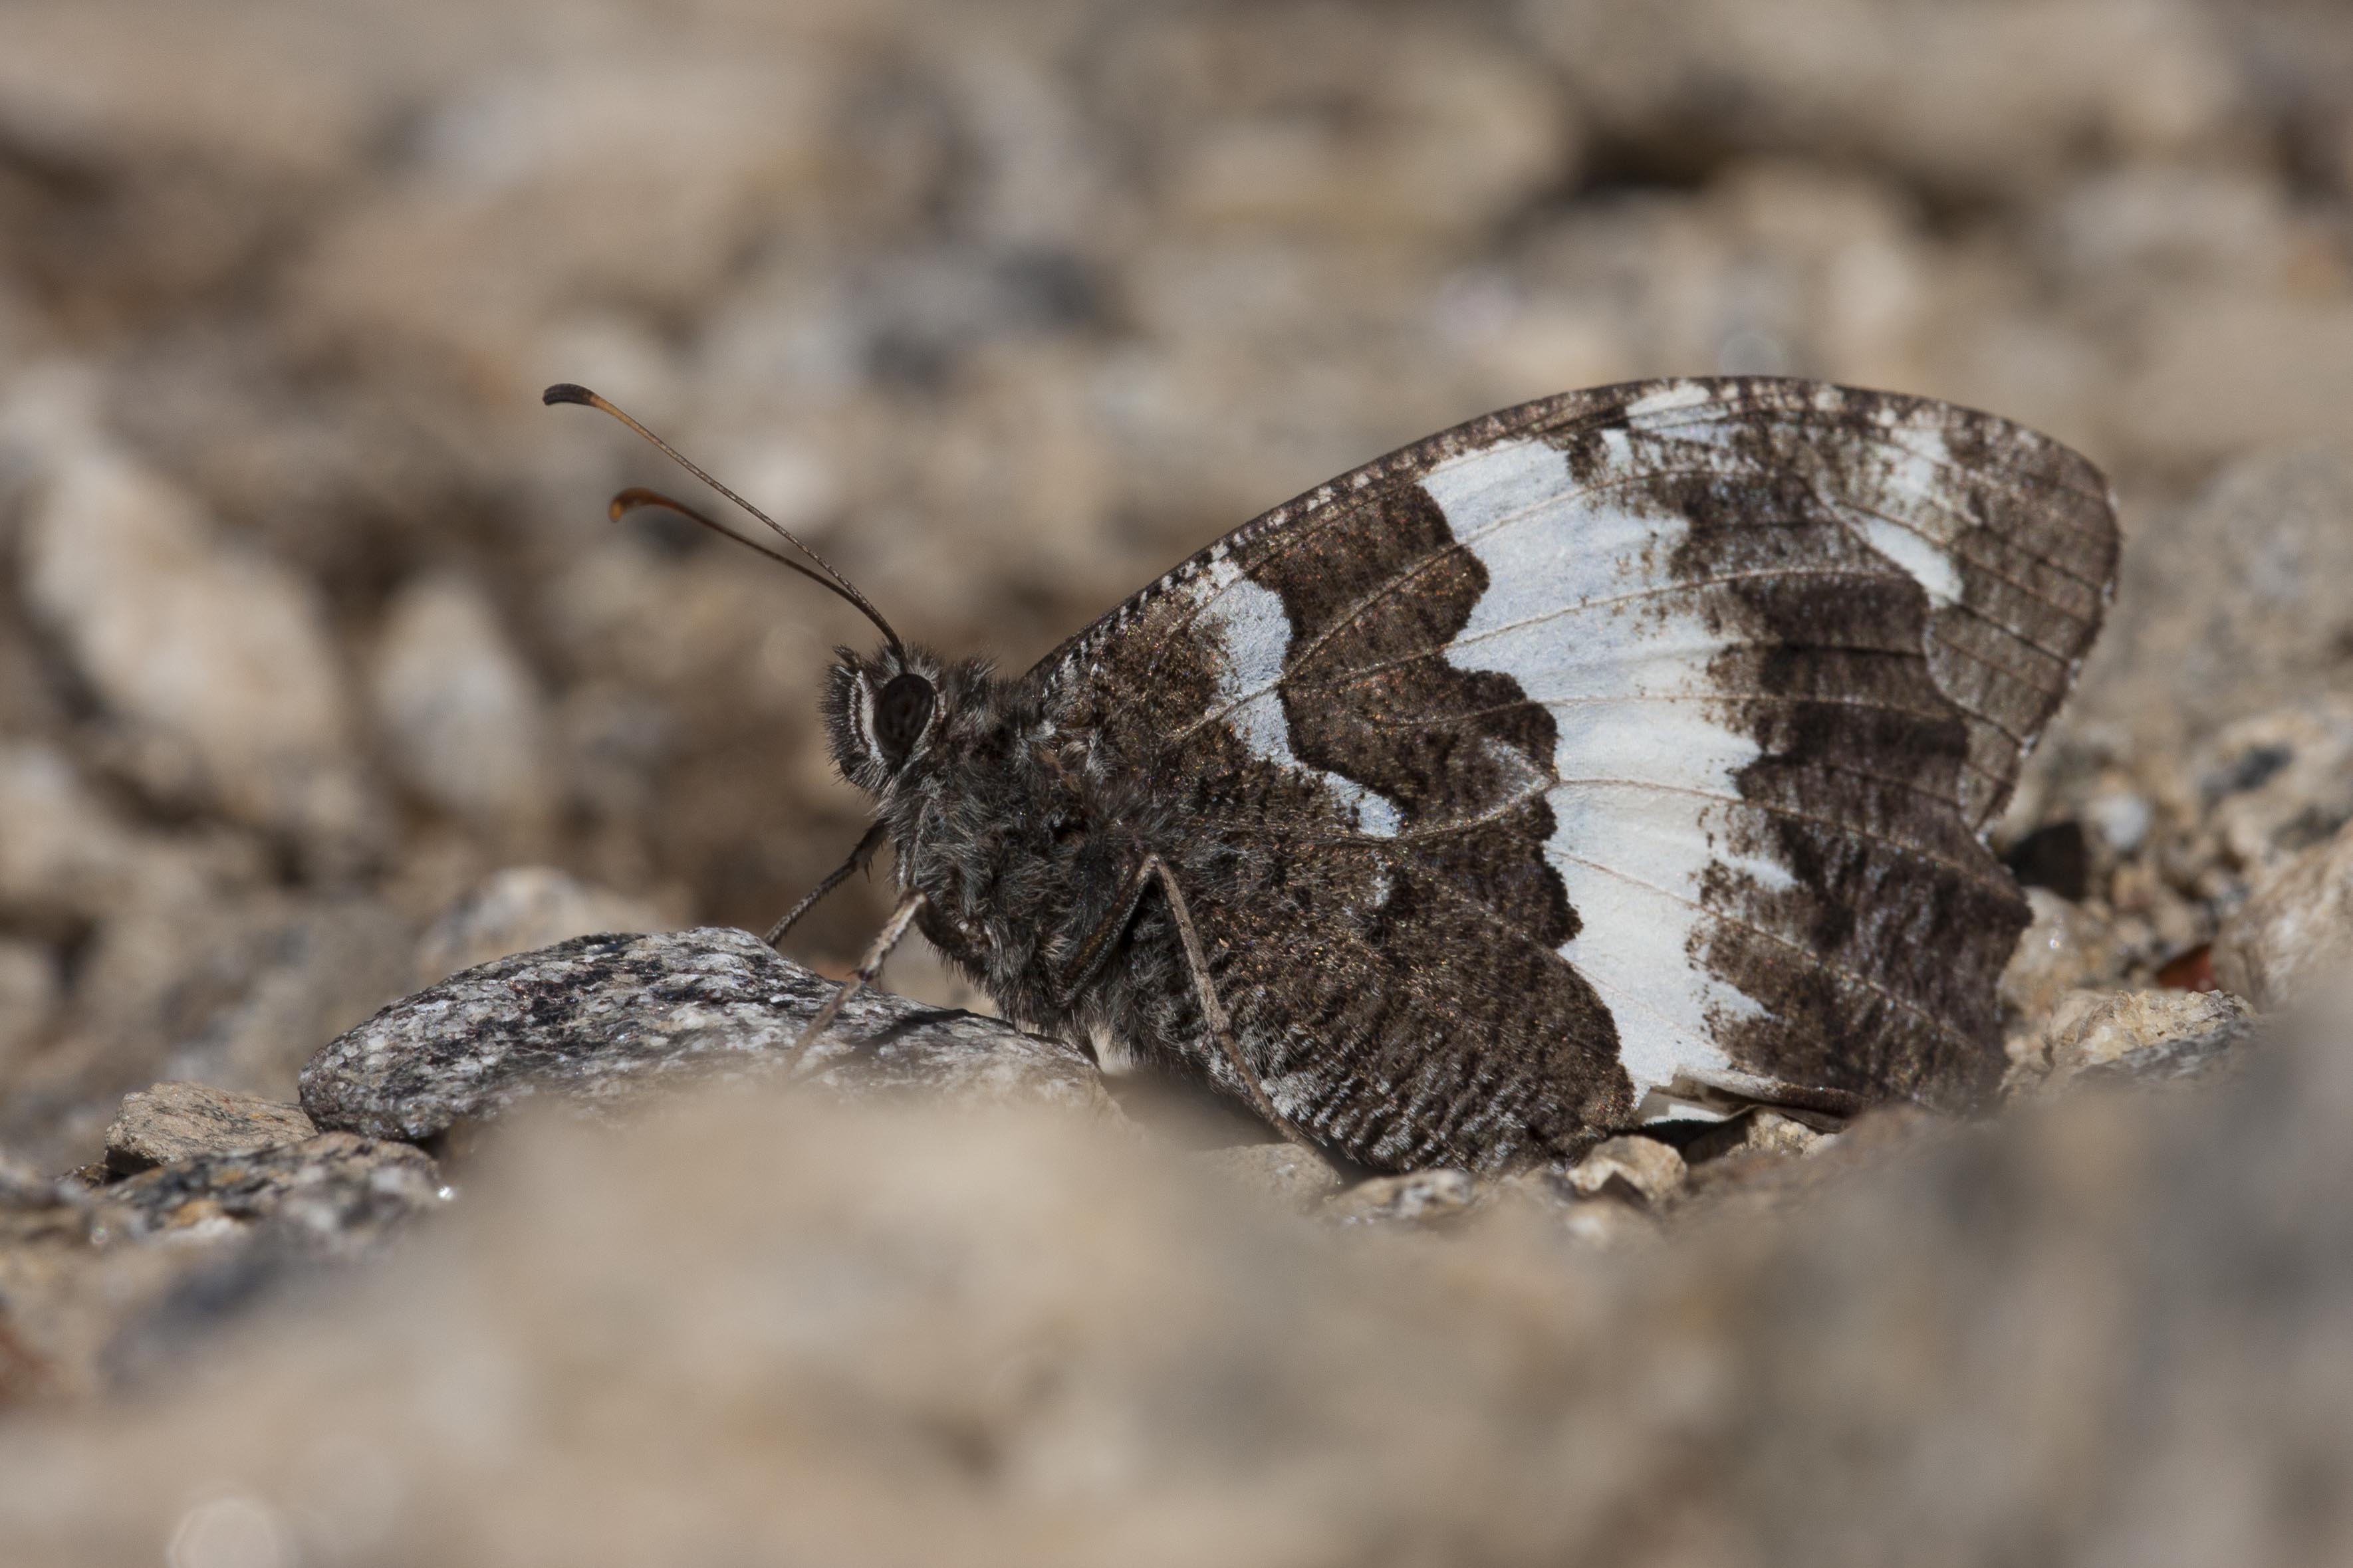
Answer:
1032;378;2117;1171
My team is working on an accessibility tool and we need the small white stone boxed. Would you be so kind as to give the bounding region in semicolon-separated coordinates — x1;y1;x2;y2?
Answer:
1563;1135;1687;1206
2084;790;2153;855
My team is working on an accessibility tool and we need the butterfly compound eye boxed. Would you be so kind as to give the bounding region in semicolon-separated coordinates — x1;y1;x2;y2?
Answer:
872;672;936;764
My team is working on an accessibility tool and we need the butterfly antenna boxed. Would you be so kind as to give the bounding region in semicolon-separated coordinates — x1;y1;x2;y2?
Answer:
606;488;850;601
543;382;904;655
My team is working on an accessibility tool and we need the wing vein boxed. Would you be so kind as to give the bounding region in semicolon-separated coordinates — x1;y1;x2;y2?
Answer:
1273;768;2012;898
1172;564;1925;745
1334;685;2025;786
1412;863;1977;1061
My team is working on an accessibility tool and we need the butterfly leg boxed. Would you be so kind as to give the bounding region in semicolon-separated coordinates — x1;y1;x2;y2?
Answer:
1055;855;1162;1004
789;889;928;1069
764;820;890;949
1060;853;1312;1150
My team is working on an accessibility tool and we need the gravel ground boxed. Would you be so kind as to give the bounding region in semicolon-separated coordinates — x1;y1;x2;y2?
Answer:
4;2;2353;1560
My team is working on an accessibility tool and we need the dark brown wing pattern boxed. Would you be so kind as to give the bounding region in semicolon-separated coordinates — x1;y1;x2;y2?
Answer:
1031;378;2117;1171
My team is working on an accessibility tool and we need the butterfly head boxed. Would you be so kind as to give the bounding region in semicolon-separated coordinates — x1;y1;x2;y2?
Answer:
825;645;949;794
538;383;943;798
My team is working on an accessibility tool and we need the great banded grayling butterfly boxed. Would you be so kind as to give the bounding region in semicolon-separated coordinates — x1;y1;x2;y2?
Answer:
547;377;2118;1175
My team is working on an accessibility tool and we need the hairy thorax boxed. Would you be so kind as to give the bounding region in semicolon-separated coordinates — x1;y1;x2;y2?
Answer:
879;672;1170;1042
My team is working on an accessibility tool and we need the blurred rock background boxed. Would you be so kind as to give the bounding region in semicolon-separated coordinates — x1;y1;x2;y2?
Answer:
5;1;2353;1560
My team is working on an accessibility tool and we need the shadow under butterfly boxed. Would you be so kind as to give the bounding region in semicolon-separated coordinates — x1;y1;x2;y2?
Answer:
546;377;2119;1175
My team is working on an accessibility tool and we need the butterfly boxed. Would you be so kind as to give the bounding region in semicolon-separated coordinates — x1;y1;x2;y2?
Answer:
547;376;2118;1175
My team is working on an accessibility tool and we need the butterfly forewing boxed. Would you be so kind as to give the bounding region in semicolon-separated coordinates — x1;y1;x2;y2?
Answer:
1030;378;2116;1171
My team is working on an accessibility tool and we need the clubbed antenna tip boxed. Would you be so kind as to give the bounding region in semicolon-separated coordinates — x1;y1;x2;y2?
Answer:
540;380;906;655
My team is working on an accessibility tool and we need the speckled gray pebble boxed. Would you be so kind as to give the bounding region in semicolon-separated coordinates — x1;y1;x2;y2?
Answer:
92;1133;437;1254
299;927;1114;1141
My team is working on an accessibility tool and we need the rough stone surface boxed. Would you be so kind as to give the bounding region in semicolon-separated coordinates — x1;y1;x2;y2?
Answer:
1;1132;436;1406
2007;987;2254;1098
92;1132;436;1252
2072;1015;2262;1091
102;1082;318;1175
1999;887;2130;1027
1562;1135;1689;1207
301;927;1115;1141
2215;816;2353;1010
